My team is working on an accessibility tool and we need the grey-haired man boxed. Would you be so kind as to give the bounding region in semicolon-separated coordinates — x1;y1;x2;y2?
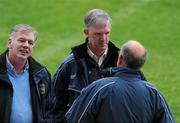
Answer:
52;9;119;122
0;24;52;123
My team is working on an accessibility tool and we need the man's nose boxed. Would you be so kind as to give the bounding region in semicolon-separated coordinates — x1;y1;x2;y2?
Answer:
100;34;106;40
23;41;29;47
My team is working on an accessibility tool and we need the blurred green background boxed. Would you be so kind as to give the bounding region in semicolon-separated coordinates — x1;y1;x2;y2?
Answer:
0;0;179;122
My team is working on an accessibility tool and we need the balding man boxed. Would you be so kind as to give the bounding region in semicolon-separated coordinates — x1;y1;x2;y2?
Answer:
65;40;175;123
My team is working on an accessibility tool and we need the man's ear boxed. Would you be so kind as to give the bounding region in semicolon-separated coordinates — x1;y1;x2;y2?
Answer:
117;55;123;67
8;38;12;49
83;28;89;36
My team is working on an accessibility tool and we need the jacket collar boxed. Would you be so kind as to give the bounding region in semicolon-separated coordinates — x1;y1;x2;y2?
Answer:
0;50;8;75
71;38;119;60
28;56;48;85
0;50;43;75
102;67;146;81
0;50;46;84
113;67;142;78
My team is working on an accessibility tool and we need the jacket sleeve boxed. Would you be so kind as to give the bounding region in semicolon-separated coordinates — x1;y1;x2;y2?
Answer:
65;80;109;123
153;90;176;123
50;61;71;123
65;85;96;123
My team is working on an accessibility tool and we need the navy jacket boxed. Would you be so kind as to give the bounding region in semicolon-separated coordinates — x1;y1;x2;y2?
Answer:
0;51;53;123
52;39;119;122
65;67;175;123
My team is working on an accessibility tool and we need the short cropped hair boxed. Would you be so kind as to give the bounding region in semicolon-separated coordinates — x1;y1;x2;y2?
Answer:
9;24;37;41
84;9;112;28
121;45;147;69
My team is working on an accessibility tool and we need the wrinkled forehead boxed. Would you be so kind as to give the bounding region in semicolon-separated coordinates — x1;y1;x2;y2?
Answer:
89;21;111;31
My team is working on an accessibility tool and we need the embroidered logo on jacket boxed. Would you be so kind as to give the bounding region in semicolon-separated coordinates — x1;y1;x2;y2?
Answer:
39;83;46;95
70;74;76;79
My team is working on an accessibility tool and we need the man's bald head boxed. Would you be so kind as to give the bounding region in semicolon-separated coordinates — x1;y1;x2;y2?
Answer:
118;40;148;69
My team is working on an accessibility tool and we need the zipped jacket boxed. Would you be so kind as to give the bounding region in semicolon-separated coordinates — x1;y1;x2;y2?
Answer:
52;39;119;122
65;67;176;123
0;51;53;123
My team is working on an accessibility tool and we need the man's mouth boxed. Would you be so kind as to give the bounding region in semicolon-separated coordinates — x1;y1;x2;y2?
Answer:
19;49;29;54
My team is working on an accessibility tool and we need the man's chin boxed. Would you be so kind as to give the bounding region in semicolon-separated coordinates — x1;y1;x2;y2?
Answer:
101;45;108;49
17;54;29;61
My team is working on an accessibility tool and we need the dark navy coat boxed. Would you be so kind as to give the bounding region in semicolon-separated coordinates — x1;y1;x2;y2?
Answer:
65;67;175;123
52;39;119;122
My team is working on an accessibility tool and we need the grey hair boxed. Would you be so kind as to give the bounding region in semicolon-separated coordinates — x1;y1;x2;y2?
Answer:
84;9;112;28
9;24;37;41
121;45;148;69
